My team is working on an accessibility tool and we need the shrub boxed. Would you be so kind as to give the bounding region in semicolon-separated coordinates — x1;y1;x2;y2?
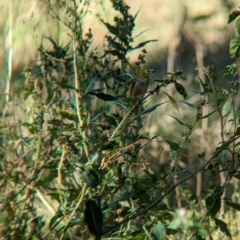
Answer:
1;1;240;239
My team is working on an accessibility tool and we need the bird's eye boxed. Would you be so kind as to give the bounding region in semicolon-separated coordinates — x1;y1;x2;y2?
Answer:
145;70;150;74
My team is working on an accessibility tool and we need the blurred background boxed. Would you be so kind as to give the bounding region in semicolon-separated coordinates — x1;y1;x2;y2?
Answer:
1;0;239;167
0;0;237;78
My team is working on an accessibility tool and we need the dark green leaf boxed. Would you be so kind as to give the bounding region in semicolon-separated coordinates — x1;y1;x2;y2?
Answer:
205;196;221;217
85;77;97;94
229;36;240;59
137;102;167;116
88;92;118;101
131;40;158;51
35;173;57;187
225;201;240;211
102;50;125;59
236;18;240;34
228;10;240;24
114;192;135;203
103;192;135;209
199;110;217;119
213;218;231;238
99;19;118;35
178;101;196;108
189;193;198;204
151;133;161;141
103;113;118;127
218;149;228;164
49;209;63;229
235;126;240;136
166;228;178;235
133;6;142;21
80;170;99;188
198;78;209;93
174;82;187;98
57;110;78;121
234;172;240;179
169;115;187;127
58;81;76;90
98;140;118;151
174;70;183;76
92;111;106;122
162;91;179;115
153;223;166;240
165;140;179;151
84;200;103;239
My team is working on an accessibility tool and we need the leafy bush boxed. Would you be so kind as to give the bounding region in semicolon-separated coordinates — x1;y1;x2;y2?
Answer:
1;1;240;239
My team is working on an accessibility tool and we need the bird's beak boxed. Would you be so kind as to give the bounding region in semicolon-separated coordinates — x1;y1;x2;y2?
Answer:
150;69;155;73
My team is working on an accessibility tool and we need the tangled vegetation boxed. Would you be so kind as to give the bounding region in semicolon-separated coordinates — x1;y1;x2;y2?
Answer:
1;1;240;239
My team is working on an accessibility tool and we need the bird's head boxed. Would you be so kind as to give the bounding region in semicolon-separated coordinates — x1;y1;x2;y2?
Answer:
137;68;155;78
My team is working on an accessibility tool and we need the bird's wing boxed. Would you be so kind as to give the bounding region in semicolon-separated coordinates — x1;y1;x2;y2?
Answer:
130;77;139;96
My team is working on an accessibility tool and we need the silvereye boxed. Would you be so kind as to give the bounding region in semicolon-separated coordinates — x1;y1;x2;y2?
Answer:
130;68;155;99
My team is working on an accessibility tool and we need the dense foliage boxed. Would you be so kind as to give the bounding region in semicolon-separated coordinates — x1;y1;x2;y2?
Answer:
1;1;240;239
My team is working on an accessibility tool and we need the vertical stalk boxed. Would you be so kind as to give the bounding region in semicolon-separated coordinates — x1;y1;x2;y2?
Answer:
5;0;13;104
73;36;90;161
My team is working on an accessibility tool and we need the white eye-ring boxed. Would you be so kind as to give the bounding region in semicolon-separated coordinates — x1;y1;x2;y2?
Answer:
145;70;150;73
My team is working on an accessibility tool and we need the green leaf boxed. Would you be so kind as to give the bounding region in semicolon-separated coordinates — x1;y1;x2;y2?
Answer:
88;92;118;101
235;126;240;136
92;111;106;122
84;76;97;94
225;201;240;211
178;101;196;108
165;140;179;151
133;6;142;21
103;113;118;127
98;140;118;151
99;19;118;35
236;18;240;35
137;102;166;116
113;100;127;109
229;36;240;59
166;228;178;235
189;193;198;204
228;10;240;24
151;133;161;141
169;115;187;127
221;100;231;117
153;223;166;240
205;196;221;217
102;50;125;59
174;82;187;98
218;149;228;164
132;234;145;240
174;70;183;77
131;39;158;51
57;110;78;121
213;218;231;238
22;122;37;134
80;170;99;188
49;209;63;229
84;200;103;239
233;173;240;179
199;110;218;119
162;91;179;116
114;192;135;203
218;69;231;76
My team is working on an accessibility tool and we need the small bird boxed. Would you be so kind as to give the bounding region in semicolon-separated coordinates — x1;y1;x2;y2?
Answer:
130;68;155;102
